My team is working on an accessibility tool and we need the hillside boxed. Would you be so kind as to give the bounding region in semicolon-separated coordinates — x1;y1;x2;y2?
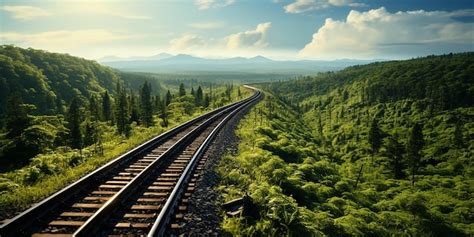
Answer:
219;53;473;236
0;45;122;116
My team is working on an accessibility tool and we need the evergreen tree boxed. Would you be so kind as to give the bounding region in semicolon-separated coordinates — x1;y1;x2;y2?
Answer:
408;122;424;187
88;95;100;121
67;97;82;149
102;91;112;122
178;83;186;97
195;86;203;106
140;81;154;126
386;134;405;179
238;87;242;98
368;118;382;154
165;90;172;106
83;120;96;147
129;94;140;125
191;87;195;97
204;93;210;108
115;84;131;137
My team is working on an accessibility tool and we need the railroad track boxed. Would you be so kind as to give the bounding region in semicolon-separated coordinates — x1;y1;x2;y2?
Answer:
0;86;261;237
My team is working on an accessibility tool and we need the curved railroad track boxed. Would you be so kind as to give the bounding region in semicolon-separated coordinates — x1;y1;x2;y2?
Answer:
0;86;261;237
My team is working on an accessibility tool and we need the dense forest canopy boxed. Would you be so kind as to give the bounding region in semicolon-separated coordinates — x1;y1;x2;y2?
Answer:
220;52;473;236
0;45;122;117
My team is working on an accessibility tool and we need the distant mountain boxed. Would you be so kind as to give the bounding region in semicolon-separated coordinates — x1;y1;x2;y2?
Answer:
99;53;173;62
101;54;379;73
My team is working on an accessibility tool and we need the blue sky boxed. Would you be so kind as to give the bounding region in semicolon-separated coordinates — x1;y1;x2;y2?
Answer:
0;0;473;60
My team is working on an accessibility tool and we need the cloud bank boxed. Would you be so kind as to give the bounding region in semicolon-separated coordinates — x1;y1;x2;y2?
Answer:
299;7;474;59
0;5;51;20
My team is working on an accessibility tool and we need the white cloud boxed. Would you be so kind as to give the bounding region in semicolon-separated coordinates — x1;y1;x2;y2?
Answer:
226;22;272;49
284;0;366;14
0;5;51;20
189;21;225;29
169;34;207;52
299;7;474;59
195;0;235;10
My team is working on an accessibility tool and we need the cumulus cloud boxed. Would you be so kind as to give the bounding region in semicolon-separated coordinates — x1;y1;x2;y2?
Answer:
299;7;474;59
0;5;51;20
169;34;207;52
226;22;272;49
195;0;235;10
189;21;225;29
284;0;366;14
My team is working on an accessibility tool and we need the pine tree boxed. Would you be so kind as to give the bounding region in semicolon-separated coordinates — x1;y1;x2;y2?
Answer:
115;84;131;137
195;86;203;106
165;90;172;106
204;93;210;108
102;91;112;122
67;97;82;149
140;81;154;126
408;122;424;187
368;118;382;154
178;83;186;97
238;87;242;98
129;94;140;125
88;95;100;121
191;87;195;97
386;134;405;179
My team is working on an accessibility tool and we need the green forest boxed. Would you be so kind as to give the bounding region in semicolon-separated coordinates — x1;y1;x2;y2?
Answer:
0;46;249;218
218;53;473;236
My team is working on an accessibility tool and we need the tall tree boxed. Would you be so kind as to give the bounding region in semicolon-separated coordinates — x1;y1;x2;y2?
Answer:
368;118;382;155
115;84;131;137
165;90;172;106
67;97;82;149
129;94;140;125
102;91;112;122
140;81;154;126
195;86;203;106
178;83;186;97
386;134;405;179
204;93;210;108
88;95;100;121
408;122;424;187
190;87;195;97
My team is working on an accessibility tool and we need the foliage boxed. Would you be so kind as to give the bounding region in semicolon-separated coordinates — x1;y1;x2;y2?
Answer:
219;53;473;236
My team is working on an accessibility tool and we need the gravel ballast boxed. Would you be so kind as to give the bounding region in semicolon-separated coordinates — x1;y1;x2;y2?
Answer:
180;96;261;236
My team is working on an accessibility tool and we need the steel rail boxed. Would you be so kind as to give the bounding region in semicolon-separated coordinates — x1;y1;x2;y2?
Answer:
73;90;260;236
0;91;255;237
148;88;261;236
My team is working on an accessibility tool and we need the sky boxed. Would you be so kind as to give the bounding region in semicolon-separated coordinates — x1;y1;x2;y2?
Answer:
0;0;473;60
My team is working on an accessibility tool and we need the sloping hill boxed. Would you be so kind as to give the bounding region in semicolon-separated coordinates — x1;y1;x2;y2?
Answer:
218;53;473;236
0;45;121;116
